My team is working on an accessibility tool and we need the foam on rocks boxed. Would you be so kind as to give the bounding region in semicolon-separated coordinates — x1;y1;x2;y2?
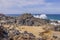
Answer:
40;14;48;19
34;14;48;19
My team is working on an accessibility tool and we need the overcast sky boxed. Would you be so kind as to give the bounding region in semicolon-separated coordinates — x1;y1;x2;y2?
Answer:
0;0;60;14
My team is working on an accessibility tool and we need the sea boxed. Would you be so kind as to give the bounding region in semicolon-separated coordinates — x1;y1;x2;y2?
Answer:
5;14;60;20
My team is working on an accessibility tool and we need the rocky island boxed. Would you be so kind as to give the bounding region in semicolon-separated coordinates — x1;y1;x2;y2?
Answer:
0;13;60;40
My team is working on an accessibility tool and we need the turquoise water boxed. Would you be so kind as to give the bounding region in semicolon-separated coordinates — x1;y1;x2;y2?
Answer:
5;14;60;20
47;14;60;20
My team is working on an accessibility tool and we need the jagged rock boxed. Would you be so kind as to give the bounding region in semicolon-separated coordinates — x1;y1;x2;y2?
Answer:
0;26;8;40
17;13;33;25
18;13;33;19
8;27;20;39
0;14;6;20
0;13;50;26
17;13;50;26
54;25;60;31
0;14;6;17
13;31;36;40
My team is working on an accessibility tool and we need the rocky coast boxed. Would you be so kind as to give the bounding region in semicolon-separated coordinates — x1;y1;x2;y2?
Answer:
0;13;60;40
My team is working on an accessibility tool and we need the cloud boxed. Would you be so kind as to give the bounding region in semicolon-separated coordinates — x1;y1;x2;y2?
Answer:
0;0;45;8
0;0;60;14
0;0;45;14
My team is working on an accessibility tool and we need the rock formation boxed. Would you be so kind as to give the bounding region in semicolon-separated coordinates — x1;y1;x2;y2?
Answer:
17;13;50;26
0;25;8;40
0;13;60;40
0;13;51;26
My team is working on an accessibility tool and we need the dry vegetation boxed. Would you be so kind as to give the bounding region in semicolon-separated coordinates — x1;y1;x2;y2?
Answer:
0;24;59;40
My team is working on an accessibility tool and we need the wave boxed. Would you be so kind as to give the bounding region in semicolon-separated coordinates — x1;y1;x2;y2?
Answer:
33;14;48;19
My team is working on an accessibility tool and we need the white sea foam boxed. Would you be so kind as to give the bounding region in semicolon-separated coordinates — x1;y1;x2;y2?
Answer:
50;22;60;26
34;15;40;18
34;14;48;19
39;14;48;19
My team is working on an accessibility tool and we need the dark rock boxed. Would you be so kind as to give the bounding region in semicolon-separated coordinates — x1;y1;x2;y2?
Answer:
53;36;58;39
54;25;60;31
0;26;8;40
0;13;50;26
17;13;50;26
23;31;36;40
8;28;20;37
0;14;6;17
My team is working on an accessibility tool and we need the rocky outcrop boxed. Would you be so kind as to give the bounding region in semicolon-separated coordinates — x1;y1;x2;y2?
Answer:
17;13;50;26
0;14;6;17
17;14;34;26
0;14;6;20
0;13;51;26
0;26;8;40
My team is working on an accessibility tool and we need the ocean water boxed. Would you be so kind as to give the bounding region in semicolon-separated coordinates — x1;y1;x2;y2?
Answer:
47;14;60;20
5;14;60;20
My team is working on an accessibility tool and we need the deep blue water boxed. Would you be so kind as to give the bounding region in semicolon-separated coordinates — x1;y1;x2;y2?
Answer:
47;14;60;20
5;14;60;20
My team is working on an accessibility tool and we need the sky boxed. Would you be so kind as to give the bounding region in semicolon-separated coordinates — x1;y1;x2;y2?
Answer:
0;0;60;14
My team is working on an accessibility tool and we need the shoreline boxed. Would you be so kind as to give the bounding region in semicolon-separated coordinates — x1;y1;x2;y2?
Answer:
3;14;60;20
0;13;60;40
